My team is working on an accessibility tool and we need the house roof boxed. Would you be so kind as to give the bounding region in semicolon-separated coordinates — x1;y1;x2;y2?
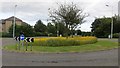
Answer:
4;16;23;22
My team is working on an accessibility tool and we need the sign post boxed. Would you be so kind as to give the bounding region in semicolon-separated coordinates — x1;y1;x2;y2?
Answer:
25;38;34;51
15;37;20;50
18;40;20;50
20;34;25;50
30;43;32;51
15;36;34;51
25;42;28;51
30;38;34;51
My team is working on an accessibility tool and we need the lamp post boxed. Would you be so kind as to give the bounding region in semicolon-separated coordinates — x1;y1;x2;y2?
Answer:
57;23;59;37
106;4;113;39
111;16;113;39
13;5;17;38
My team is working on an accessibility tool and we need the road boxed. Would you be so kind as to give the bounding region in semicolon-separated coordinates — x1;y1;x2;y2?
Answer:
2;38;119;66
2;38;16;46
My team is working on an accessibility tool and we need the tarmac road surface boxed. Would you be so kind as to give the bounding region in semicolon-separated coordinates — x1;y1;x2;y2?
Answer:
2;38;119;66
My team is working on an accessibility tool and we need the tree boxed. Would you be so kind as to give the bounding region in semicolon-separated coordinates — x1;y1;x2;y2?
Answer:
9;24;22;37
57;22;69;36
91;17;111;37
49;2;87;37
113;16;120;33
47;22;68;37
47;22;56;36
91;16;120;38
20;24;34;37
9;23;34;37
34;20;47;32
76;30;82;35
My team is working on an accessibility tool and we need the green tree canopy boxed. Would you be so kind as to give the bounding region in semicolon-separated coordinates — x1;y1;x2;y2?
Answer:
9;23;34;37
91;16;120;38
47;22;56;36
47;22;69;36
49;2;87;37
34;20;47;33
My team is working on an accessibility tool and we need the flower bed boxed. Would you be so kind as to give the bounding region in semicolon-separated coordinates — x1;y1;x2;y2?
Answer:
33;36;97;46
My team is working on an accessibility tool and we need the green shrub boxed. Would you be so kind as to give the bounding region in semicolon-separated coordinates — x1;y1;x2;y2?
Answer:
2;32;12;37
113;33;119;38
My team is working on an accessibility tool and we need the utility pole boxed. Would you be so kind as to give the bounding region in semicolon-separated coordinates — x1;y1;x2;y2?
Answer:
106;4;113;39
13;5;17;38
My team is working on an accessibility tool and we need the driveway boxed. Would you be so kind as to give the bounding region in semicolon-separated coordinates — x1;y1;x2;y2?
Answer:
2;38;119;66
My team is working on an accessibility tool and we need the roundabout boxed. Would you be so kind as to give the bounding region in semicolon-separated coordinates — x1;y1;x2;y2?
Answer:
2;38;119;66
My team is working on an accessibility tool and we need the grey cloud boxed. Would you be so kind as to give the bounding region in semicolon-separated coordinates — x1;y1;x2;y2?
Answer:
0;0;119;31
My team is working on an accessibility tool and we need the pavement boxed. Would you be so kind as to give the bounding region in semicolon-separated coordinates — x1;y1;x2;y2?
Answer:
1;38;119;66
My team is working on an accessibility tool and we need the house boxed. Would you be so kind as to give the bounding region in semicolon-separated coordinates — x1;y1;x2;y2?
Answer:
0;16;24;33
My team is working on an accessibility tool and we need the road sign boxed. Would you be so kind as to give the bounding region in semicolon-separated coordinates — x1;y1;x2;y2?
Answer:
24;38;34;51
14;36;34;51
15;36;20;41
20;34;25;40
25;38;34;42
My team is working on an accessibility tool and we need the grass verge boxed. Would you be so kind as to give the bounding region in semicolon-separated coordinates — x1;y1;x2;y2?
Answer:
3;40;118;53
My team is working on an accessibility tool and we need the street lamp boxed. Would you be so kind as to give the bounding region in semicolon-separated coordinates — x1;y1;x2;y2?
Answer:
106;4;113;39
13;5;17;38
57;23;59;37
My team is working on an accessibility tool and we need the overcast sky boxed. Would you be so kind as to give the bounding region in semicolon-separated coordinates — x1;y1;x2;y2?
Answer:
0;0;119;32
